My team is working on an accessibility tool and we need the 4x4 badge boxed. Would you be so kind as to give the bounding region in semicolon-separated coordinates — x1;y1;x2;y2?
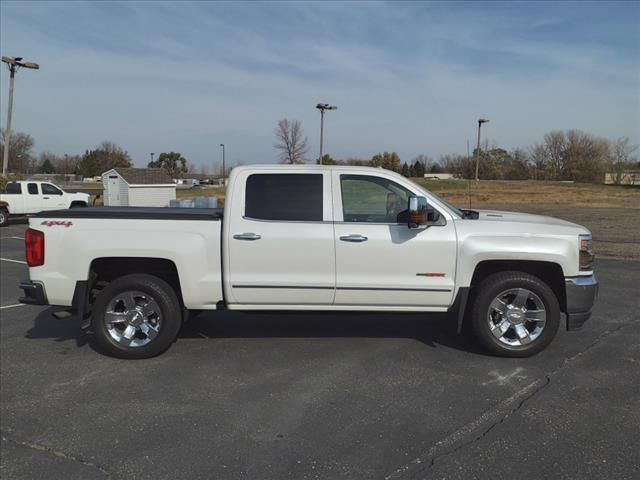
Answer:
40;220;73;227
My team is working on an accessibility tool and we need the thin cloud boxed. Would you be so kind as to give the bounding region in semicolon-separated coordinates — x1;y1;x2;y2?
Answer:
1;1;638;167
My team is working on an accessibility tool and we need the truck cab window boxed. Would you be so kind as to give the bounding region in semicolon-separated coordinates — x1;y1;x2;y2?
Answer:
42;184;62;195
245;173;323;221
28;183;39;195
340;175;411;223
5;183;22;194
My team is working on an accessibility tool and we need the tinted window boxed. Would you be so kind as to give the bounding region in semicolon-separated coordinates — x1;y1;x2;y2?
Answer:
341;175;411;223
5;182;21;194
28;183;38;194
42;183;62;195
245;174;323;221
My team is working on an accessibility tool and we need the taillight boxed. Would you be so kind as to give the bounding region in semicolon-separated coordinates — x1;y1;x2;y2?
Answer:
25;228;45;267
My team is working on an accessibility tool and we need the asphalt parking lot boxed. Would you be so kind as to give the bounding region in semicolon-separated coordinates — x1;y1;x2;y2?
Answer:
1;221;639;480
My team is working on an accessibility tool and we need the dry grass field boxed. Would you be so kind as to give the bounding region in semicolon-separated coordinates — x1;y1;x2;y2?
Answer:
416;179;640;260
417;179;640;210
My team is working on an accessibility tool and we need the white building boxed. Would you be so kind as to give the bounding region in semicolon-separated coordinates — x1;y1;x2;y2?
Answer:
102;168;176;207
423;173;456;180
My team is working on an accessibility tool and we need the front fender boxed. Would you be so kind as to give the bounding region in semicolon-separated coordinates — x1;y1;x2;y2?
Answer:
456;234;577;287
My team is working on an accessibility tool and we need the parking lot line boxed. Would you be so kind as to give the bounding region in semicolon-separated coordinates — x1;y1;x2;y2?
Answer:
0;258;27;265
0;304;26;310
0;236;24;240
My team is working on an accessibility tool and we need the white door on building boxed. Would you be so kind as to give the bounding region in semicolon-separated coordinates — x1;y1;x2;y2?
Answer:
108;175;120;205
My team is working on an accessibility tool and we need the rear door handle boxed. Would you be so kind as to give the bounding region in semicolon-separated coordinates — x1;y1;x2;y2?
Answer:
43;196;50;199
233;232;262;241
340;234;368;243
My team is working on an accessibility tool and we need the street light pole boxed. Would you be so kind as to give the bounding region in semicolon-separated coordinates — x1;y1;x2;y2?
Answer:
474;118;489;182
219;143;225;185
150;152;155;165
319;108;324;164
316;103;337;164
2;56;39;176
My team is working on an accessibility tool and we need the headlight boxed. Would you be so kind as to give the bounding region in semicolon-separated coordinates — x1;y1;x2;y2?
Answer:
579;234;594;271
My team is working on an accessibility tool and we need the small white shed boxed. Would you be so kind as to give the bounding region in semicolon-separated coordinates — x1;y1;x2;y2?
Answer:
102;168;176;207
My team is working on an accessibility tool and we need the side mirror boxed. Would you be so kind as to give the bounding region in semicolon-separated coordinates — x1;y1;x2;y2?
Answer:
408;195;429;229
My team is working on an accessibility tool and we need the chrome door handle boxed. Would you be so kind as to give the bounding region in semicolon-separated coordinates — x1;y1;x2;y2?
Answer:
340;234;368;243
233;232;262;241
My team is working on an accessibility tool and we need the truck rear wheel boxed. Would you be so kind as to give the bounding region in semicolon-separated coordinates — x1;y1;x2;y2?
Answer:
0;208;8;227
471;271;560;357
91;274;182;359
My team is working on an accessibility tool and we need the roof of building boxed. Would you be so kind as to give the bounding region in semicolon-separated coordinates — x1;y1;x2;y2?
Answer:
108;168;175;186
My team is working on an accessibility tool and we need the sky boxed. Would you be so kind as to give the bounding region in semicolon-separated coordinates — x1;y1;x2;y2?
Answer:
1;0;639;170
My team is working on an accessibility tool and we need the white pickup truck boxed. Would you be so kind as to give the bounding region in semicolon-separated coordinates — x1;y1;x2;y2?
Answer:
0;181;90;226
19;165;598;359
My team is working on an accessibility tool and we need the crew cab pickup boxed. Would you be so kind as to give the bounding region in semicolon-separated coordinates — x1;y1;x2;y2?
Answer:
0;181;90;226
19;165;598;359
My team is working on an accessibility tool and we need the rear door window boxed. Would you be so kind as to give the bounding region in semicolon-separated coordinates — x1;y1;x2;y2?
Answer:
27;183;39;194
245;174;323;221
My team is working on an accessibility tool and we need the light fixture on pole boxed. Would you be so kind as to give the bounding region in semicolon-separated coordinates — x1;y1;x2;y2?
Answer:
2;56;39;176
316;103;337;164
219;143;225;185
474;118;490;182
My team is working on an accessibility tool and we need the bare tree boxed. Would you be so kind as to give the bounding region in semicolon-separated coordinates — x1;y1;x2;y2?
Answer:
274;119;309;164
0;130;35;173
543;131;566;180
54;154;81;175
608;137;638;184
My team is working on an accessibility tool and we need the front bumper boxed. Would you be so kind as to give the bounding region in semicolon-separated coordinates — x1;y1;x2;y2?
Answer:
565;275;598;331
19;280;48;305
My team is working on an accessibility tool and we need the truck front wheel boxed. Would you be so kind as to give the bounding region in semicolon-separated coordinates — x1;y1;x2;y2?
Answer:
91;274;182;359
471;271;560;357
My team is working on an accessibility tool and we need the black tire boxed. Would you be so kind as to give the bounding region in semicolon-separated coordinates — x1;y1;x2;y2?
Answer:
91;274;182;359
0;208;8;227
471;271;560;357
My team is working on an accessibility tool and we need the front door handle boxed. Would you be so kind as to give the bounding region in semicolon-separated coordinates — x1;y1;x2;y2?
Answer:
233;232;262;241
340;234;368;243
43;196;50;199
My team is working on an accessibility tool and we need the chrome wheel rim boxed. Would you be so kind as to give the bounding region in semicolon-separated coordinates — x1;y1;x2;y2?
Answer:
105;290;162;347
487;288;546;346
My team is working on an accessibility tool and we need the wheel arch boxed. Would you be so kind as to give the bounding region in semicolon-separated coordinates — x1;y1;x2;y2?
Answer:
456;259;567;333
89;257;184;308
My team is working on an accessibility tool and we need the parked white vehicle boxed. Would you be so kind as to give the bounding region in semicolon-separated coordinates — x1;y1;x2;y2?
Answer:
19;165;598;359
0;181;90;226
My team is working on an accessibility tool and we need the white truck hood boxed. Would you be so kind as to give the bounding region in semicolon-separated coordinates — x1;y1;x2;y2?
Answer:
476;210;585;230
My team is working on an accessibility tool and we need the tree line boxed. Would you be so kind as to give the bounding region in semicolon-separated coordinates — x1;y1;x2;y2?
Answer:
0;131;201;179
274;119;638;183
2;123;637;184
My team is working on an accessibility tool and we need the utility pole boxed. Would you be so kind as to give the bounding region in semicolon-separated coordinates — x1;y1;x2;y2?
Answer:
2;56;39;176
150;152;155;165
316;103;337;164
474;118;489;182
219;144;225;185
